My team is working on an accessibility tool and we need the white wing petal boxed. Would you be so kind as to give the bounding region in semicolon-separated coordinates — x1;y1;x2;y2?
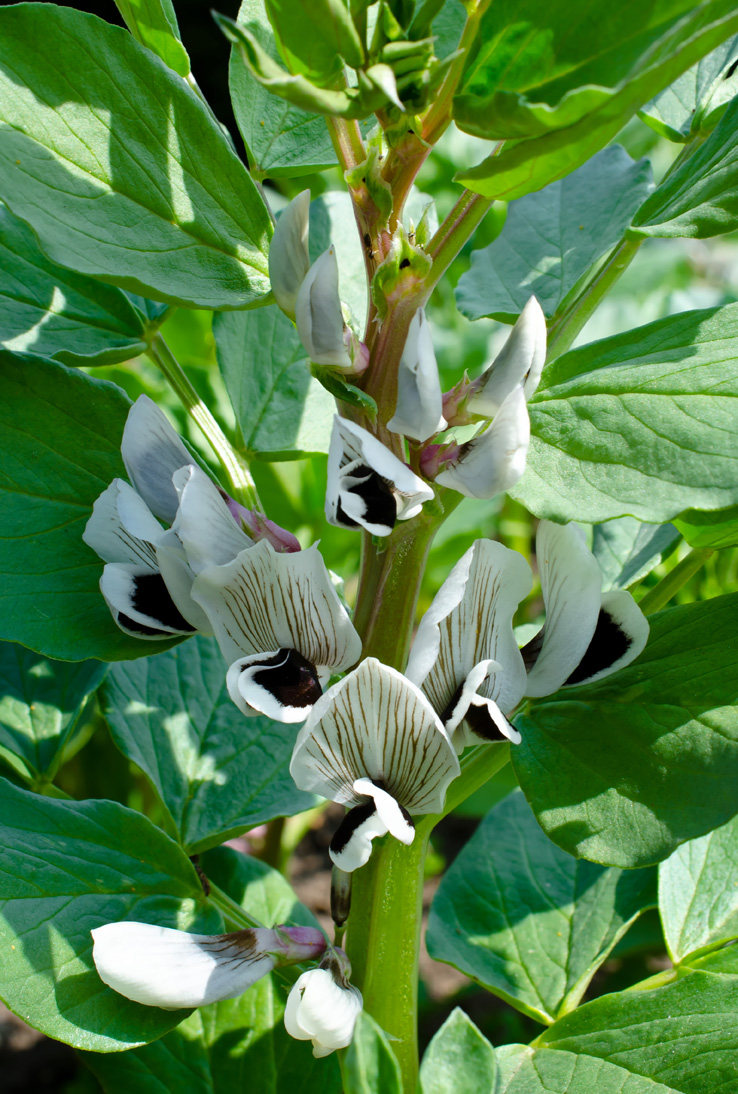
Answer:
83;479;162;567
436;386;530;499
171;464;251;573
269;190;311;318
121;396;192;523
469;296;547;416
564;589;649;687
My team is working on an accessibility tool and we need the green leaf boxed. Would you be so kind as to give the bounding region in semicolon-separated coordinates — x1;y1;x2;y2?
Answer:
456;146;653;322
513;594;738;868
0;352;181;662
229;0;339;177
512;303;738;524
674;504;738;548
591;517;680;591
263;0;364;85
496;1045;680;1093
419;1008;497;1094
639;35;738;141
455;7;738;201
83;845;337;1093
214;306;335;460
311;366;377;416
537;967;738;1094
631;97;738;240
659;813;738;963
115;0;190;77
427;791;656;1023
0;5;271;310
0;204;148;367
104;636;317;855
0;641;106;782
0;777;221;1051
343;1012;402;1094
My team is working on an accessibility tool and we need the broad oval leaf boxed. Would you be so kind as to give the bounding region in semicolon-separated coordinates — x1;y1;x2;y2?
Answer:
512;303;738;524
0;204;148;367
419;1008;497;1094
456;146;653;322
0;351;181;662
496;1045;680;1094
214;306;335;460
0;4;271;310
427;790;656;1023
659;813;738;964
104;636;317;855
0;777;221;1051
513;594;738;868
631;96;738;240
0;641;106;782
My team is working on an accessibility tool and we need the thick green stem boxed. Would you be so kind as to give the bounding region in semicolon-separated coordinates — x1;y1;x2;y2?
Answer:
147;333;262;511
638;547;714;615
424;187;495;300
346;830;428;1093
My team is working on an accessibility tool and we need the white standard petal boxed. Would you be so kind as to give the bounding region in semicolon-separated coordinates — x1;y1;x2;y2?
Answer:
436;385;530;499
269;189;311;318
191;539;362;670
290;658;460;816
295;247;352;368
387;309;446;442
91;922;275;1009
325;417;433;534
170;464;252;573
284;968;363;1056
468;296;547;418
83;479;163;567
563;588;649;687
406;538;532;721
121;395;193;523
523;521;603;698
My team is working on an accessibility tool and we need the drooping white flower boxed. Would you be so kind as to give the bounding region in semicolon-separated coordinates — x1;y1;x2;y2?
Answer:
522;521;650;696
91;921;326;1010
291;658;460;871
467;296;546;418
192;540;362;722
284;949;362;1057
406;539;532;751
325;417;434;536
269;189;311;319
435;384;530;499
295;246;353;369
387;308;446;442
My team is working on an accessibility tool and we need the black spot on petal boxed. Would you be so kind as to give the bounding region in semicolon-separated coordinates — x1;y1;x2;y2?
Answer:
565;608;631;685
252;649;323;709
465;702;514;743
348;470;397;531
330;802;377;856
130;573;196;633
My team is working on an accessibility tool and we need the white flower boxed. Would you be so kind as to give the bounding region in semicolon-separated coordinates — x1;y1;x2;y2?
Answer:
522;521;650;696
406;539;532;751
91;922;326;1010
120;395;194;524
387;308;446;442
269;189;311;319
191;540;362;722
295;246;353;368
325;417;434;536
291;658;460;871
467;296;546;417
284;954;363;1058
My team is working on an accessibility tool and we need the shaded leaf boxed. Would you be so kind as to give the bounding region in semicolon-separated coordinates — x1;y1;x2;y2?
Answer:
674;504;738;548
591;517;680;591
639;34;738;141
343;1012;402;1094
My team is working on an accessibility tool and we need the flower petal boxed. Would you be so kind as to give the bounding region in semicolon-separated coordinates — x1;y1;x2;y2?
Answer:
329;802;390;872
226;648;324;723
523;521;603;697
269;189;311;319
171;464;252;573
353;777;414;844
387;309;446;442
121;396;192;523
100;563;197;638
290;658;460;815
441;659;522;748
564;589;649;687
295;246;352;368
192;540;362;670
155;532;214;633
91;922;276;1009
284;968;362;1056
83;479;162;567
406;539;532;720
436;385;530;499
468;296;547;417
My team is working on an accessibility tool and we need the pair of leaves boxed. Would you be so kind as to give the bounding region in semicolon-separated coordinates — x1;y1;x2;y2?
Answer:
455;3;738;200
0;4;271;310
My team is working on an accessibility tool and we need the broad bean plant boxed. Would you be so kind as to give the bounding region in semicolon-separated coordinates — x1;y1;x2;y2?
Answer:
2;1;738;1092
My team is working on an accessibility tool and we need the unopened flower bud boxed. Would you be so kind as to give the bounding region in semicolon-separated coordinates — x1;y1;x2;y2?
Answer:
388;308;446;442
284;948;363;1057
269;190;311;319
295;247;353;369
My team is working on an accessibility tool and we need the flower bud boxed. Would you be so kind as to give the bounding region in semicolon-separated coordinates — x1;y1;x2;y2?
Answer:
295;247;353;369
387;308;446;442
269;190;311;319
284;949;363;1057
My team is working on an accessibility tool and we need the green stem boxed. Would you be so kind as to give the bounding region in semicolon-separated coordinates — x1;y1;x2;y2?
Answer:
346;830;428;1093
147;333;262;511
208;881;264;931
424;186;495;301
421;0;489;145
638;547;714;615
